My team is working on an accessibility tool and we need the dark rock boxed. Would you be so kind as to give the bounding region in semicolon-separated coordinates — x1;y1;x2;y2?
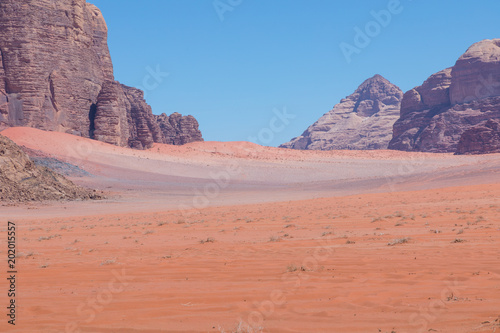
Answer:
456;119;500;155
155;112;204;145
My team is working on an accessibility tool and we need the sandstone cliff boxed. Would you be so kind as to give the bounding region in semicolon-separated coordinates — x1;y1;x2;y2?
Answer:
389;39;500;153
280;75;403;150
0;0;202;148
455;119;500;155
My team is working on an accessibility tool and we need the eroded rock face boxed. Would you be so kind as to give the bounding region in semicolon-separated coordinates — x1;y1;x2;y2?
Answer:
389;39;500;153
121;84;164;150
155;112;204;145
450;39;500;104
280;75;403;150
0;0;113;134
455;119;500;155
0;134;99;201
0;0;203;148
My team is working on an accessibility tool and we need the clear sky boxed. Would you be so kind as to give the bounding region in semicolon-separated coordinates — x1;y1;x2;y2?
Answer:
89;0;500;146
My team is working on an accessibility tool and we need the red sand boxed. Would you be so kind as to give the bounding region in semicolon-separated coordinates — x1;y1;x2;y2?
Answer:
1;127;499;332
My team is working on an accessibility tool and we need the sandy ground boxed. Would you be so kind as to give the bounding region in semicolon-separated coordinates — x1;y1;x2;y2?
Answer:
1;127;499;218
0;127;499;332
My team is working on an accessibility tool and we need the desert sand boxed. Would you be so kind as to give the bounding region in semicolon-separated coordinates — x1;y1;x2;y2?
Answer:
1;127;499;332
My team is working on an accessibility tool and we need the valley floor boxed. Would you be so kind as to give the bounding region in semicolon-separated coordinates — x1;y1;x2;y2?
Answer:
5;184;500;333
1;128;499;332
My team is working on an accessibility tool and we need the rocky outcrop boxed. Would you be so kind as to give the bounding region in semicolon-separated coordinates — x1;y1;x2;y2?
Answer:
120;84;164;149
155;112;203;145
389;39;500;153
280;75;403;150
0;0;203;148
0;134;100;201
455;119;500;155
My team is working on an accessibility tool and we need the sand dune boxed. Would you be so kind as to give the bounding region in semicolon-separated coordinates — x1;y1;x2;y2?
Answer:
2;127;499;218
1;127;499;332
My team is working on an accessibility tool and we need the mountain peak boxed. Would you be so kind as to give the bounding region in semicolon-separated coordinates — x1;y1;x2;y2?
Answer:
357;74;394;89
280;76;403;151
352;75;402;105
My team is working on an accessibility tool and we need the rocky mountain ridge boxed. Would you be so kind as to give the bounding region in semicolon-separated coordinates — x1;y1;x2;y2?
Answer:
282;39;500;155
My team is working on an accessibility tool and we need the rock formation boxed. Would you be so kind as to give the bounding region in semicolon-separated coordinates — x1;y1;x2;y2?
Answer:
0;0;202;148
280;75;403;150
389;39;500;153
0;134;100;201
155;112;203;145
455;119;500;155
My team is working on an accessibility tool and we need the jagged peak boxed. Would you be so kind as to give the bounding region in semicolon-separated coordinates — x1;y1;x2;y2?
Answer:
351;74;403;102
357;74;391;88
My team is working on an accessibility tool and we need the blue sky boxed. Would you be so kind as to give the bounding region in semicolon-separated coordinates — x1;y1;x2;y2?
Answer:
89;0;500;146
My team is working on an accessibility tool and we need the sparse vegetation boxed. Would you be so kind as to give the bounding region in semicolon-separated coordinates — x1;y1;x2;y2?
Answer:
200;237;215;244
269;235;281;242
100;259;117;265
38;234;61;241
388;238;410;246
286;264;307;273
452;238;466;243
